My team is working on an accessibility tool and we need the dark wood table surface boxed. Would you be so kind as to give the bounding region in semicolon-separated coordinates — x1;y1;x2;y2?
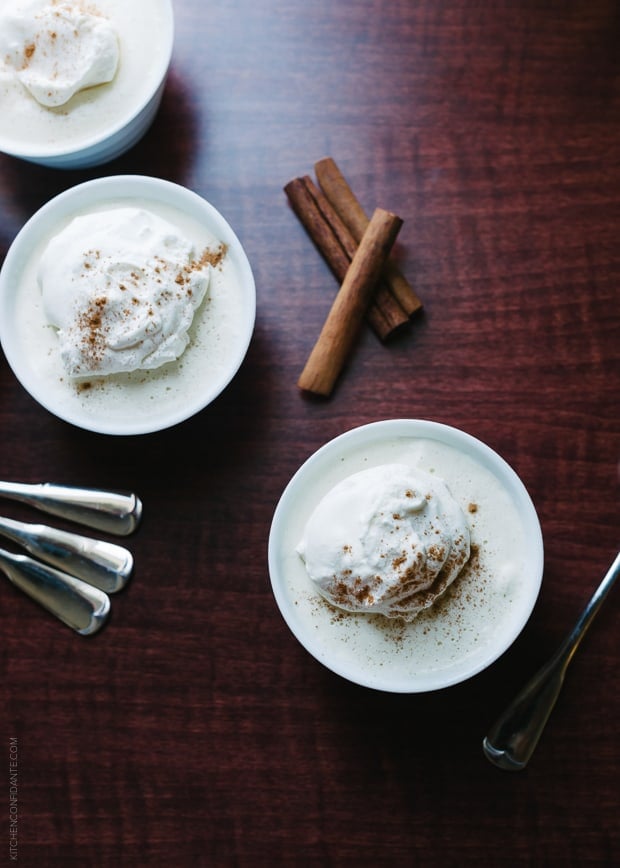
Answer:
1;1;618;865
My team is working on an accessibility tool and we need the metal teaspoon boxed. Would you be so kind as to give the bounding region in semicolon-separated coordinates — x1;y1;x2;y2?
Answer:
0;546;110;635
0;515;133;593
483;551;620;770
0;481;142;536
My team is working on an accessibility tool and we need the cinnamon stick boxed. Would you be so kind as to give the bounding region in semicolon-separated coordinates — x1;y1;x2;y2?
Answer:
284;177;408;340
304;177;408;334
314;156;423;316
298;208;403;397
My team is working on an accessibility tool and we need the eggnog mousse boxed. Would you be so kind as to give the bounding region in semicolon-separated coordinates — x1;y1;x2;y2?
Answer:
0;1;119;108
297;464;471;621
269;421;543;691
40;207;221;378
0;0;172;163
17;201;240;422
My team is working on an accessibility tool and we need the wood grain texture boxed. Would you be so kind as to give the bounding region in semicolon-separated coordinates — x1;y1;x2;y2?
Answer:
0;1;618;865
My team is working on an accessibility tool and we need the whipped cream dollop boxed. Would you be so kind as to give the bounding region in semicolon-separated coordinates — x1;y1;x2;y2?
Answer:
0;0;119;107
40;207;219;377
297;464;471;621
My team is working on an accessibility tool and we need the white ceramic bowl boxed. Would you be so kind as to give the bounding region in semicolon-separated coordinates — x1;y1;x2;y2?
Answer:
268;419;544;693
0;1;174;169
0;175;256;435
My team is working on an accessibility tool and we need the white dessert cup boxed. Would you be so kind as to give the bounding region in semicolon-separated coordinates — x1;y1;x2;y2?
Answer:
0;0;174;169
0;175;256;435
268;419;544;693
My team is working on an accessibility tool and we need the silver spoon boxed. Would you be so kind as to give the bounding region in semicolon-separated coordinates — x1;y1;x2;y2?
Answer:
0;481;142;536
483;550;620;770
0;515;133;593
0;546;110;635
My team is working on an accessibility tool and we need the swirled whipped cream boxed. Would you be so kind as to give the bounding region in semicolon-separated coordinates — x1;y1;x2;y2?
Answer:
297;464;471;621
0;0;119;107
40;207;221;377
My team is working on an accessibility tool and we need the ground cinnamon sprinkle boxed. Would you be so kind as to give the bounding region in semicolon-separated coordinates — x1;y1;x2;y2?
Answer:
427;544;446;561
198;242;228;269
173;244;228;290
75;295;109;370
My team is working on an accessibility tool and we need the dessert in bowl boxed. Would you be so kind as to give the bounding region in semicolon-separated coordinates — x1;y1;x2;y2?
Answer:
0;0;174;168
268;419;544;693
0;175;256;435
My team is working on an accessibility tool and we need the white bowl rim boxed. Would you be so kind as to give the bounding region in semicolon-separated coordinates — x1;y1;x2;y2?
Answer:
268;418;544;693
0;174;256;435
0;0;174;160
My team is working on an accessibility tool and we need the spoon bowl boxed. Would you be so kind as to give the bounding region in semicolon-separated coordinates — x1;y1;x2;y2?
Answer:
0;515;133;593
0;547;110;635
483;551;620;769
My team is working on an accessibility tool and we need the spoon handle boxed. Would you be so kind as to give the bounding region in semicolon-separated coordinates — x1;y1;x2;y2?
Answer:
0;515;133;593
0;547;110;635
0;481;142;536
483;551;620;771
